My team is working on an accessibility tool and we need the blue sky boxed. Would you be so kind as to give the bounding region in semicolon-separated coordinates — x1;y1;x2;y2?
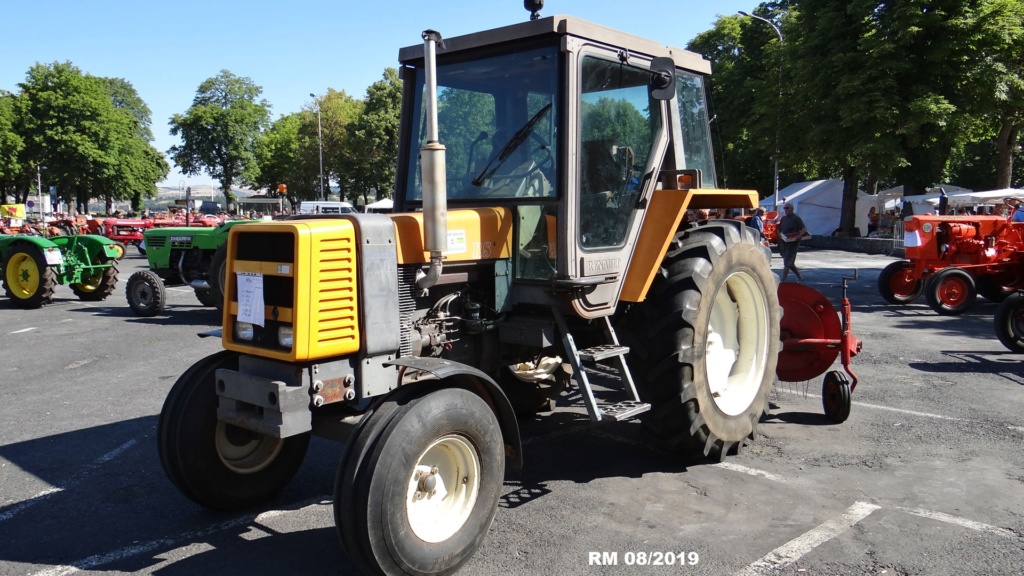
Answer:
2;0;755;189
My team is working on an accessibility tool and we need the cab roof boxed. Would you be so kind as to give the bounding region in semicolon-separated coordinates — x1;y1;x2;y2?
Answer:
398;14;711;75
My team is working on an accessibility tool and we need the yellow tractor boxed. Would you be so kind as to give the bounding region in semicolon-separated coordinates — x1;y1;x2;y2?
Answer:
159;9;789;575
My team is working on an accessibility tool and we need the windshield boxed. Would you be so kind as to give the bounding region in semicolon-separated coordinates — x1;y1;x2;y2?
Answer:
402;45;560;202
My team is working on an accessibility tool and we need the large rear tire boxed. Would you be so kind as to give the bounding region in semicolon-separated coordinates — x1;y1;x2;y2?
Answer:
617;221;781;460
2;242;57;308
925;267;976;315
70;258;119;301
158;351;310;510
126;270;166;316
207;244;228;310
994;292;1024;353
877;260;923;304
335;387;504;576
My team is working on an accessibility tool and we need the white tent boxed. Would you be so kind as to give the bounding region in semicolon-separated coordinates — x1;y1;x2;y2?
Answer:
759;180;872;236
364;198;394;213
877;184;971;213
947;188;1024;206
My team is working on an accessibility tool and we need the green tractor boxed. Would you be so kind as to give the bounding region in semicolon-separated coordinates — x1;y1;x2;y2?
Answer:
0;233;121;308
126;221;247;317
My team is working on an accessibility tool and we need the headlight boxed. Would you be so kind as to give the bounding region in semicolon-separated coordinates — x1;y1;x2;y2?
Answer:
278;325;294;347
236;321;255;341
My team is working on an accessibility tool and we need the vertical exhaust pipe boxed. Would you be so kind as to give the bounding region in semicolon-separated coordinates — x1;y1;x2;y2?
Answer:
416;29;446;291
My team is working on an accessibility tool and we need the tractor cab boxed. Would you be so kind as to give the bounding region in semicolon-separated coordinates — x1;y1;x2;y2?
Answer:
395;15;718;318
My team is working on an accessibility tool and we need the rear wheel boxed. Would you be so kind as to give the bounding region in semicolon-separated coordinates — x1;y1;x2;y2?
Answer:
70;258;119;301
207;244;227;310
994;293;1024;353
126;270;166;316
158;351;310;510
925;267;976;315
617;221;781;459
877;260;923;304
335;387;504;576
2;242;57;308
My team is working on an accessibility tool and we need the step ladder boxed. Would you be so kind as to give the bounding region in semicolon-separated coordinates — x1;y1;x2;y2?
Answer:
552;307;650;422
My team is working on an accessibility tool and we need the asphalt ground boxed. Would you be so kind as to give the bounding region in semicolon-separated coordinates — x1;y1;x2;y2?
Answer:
0;246;1022;576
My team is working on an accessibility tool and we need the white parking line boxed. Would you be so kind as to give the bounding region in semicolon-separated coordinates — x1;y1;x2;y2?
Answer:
774;387;959;421
894;506;1020;540
0;439;137;524
734;501;880;575
9;327;36;334
712;462;788;483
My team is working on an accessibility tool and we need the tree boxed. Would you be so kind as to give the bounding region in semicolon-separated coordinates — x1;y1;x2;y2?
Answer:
169;70;271;211
346;68;401;206
0;91;25;203
14;62;166;215
689;7;792;196
254;112;303;206
318;89;363;201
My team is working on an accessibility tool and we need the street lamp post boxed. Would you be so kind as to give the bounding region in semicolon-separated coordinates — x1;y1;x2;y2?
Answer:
310;93;325;201
36;165;43;222
739;11;784;211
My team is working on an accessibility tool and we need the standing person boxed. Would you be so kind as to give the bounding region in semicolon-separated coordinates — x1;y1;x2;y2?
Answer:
776;203;808;282
746;207;766;239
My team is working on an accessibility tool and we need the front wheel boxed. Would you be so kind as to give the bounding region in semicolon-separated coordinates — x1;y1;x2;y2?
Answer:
994;293;1024;353
335;387;504;576
126;270;166;316
2;242;58;308
617;221;781;459
158;351;310;510
925;267;976;315
877;260;922;304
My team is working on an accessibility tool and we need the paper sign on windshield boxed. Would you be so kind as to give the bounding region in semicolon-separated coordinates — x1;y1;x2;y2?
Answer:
236;272;265;327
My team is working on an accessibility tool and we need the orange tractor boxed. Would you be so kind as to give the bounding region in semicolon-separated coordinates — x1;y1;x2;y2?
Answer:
878;207;1024;315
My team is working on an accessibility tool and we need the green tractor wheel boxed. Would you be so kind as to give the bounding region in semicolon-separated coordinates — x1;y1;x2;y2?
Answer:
2;242;58;308
70;258;119;302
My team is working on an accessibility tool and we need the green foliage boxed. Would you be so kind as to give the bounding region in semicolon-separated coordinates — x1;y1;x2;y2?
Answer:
690;0;1023;203
345;68;401;204
12;61;167;213
169;70;271;208
0;92;25;201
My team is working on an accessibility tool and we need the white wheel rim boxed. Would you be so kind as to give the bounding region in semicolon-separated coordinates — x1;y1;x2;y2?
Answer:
705;270;770;416
406;434;481;543
215;422;284;474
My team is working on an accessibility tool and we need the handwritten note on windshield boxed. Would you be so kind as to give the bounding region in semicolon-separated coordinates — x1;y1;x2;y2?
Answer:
236;272;265;326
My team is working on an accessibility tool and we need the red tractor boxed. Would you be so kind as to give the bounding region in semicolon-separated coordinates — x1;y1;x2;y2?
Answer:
878;207;1024;315
85;217;152;251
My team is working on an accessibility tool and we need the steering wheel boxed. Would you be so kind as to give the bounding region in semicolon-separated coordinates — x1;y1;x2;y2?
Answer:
473;104;553;187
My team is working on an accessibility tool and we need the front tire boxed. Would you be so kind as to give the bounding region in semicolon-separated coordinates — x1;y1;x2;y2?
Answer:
994;293;1024;353
925;267;976;315
618;221;781;459
2;242;57;308
70;258;119;301
158;351;310;510
335;387;504;576
126;270;166;316
877;260;922;304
